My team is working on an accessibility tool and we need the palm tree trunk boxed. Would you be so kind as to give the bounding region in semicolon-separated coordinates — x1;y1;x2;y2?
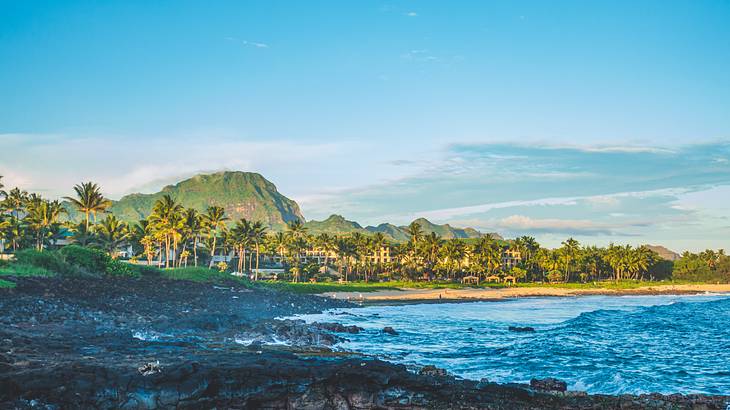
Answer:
255;245;260;281
165;236;170;268
210;235;218;268
193;236;198;267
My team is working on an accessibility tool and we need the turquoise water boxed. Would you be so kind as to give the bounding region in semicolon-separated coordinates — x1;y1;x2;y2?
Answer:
295;294;730;395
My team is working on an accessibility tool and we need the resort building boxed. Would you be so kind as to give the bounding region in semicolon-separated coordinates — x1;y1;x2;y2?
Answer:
501;248;522;269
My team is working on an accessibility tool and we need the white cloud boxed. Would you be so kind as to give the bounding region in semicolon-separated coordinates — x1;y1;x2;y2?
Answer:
0;133;348;199
405;11;418;17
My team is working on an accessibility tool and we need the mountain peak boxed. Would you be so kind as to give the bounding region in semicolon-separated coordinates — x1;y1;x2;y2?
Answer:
102;171;304;229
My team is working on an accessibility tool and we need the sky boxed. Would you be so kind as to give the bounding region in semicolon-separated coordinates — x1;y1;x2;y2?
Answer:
1;0;729;251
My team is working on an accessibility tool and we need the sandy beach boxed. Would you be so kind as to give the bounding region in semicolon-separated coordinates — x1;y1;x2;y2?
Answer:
323;284;730;303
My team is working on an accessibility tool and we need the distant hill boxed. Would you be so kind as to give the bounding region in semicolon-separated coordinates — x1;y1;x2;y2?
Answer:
403;217;497;240
62;171;498;238
306;215;496;242
66;172;304;229
304;214;364;235
365;223;410;242
645;245;681;261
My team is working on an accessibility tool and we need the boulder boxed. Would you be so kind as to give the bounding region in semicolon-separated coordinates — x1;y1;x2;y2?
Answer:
508;326;535;333
418;365;449;377
382;327;398;335
313;322;363;334
530;377;568;392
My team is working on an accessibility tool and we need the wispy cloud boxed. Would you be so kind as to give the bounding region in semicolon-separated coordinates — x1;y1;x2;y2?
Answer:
225;36;269;49
405;11;418;17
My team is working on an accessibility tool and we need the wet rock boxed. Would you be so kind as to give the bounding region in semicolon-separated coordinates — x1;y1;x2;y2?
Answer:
509;326;535;332
313;322;363;334
418;365;448;377
2;276;729;410
382;326;398;335
530;377;568;392
138;360;162;376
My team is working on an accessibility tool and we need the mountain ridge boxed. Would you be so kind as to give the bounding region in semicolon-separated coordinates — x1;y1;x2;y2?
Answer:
63;171;498;240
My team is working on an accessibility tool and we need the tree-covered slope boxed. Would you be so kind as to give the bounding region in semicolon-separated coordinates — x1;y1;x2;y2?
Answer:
108;172;304;229
365;223;410;242
304;215;365;235
402;218;500;240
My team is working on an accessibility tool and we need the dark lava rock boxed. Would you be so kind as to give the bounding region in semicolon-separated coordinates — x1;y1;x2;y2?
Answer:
1;276;729;409
418;365;449;377
313;322;363;334
531;377;568;392
509;326;536;333
382;326;398;335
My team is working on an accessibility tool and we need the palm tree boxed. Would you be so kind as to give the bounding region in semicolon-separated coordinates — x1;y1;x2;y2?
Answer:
182;208;203;266
422;232;443;279
606;244;632;281
335;237;356;282
132;219;157;265
63;182;112;229
538;248;562;282
405;221;423;244
560;238;581;282
250;221;267;280
203;206;228;267
68;221;95;246
441;239;466;279
0;175;5;199
25;198;66;251
370;232;388;278
269;231;288;265
3;188;29;219
148;195;183;268
315;233;335;267
286;220;308;239
231;219;252;273
2;216;24;251
94;214;130;258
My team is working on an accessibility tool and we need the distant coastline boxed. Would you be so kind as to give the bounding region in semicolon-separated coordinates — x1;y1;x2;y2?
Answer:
323;283;730;303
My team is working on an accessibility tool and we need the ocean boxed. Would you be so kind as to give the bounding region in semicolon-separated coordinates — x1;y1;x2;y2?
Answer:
294;294;730;395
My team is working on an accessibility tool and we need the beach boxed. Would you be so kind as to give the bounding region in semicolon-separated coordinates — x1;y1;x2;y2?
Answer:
323;283;730;302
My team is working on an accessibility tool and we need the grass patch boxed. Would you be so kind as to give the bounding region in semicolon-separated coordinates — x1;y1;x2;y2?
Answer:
0;264;57;278
159;267;250;285
0;279;16;289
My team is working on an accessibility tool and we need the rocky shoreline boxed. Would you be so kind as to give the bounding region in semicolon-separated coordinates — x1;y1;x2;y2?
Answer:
1;276;728;409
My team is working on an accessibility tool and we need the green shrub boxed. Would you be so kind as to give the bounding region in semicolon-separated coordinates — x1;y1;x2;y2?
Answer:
129;264;162;277
0;264;56;277
13;249;77;275
59;245;110;274
105;259;140;277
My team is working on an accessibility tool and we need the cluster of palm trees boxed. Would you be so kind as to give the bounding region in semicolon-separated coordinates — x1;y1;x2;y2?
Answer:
3;176;719;283
0;176;69;251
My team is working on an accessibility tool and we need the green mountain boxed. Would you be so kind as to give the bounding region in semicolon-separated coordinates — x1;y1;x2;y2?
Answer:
305;215;497;242
365;223;410;242
304;214;364;235
78;172;304;229
401;217;498;240
62;171;498;239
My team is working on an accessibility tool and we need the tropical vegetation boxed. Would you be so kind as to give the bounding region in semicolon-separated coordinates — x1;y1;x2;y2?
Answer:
1;176;728;285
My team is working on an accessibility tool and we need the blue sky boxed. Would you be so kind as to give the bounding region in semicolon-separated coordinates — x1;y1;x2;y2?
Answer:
1;1;729;251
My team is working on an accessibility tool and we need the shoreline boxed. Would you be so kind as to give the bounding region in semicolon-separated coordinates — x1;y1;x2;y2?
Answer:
322;283;730;304
2;276;729;408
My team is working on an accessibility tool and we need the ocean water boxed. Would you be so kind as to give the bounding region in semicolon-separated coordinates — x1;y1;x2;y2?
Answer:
294;294;730;395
